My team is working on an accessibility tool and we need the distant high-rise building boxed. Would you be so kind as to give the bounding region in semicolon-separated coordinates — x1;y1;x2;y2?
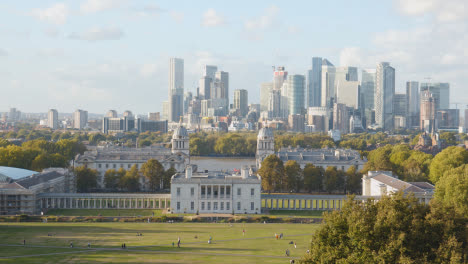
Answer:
394;93;407;116
106;110;118;118
464;109;468;130
47;109;58;129
437;109;459;129
273;66;288;91
361;69;376;110
203;65;218;80
168;58;184;122
7;108;21;122
406;81;420;128
333;103;350;134
260;82;273;112
234;89;248;117
73;109;88;130
148;112;160;121
184;92;192;115
420;82;450;110
307;107;330;132
162;101;169;120
420;90;437;132
287;74;306;115
374;62;395;131
288;114;305;132
199;76;212;99
215;71;229;100
268;90;282;118
321;61;335;108
307;57;322;107
123;110;133;117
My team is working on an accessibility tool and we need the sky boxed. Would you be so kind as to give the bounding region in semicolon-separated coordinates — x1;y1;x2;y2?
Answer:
0;0;467;115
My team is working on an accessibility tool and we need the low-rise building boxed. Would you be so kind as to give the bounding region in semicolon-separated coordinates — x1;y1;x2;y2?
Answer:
170;166;261;214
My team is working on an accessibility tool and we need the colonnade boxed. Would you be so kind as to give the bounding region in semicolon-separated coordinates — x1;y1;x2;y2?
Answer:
261;195;348;210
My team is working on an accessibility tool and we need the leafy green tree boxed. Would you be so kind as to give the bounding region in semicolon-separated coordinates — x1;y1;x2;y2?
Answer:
345;165;361;194
56;139;86;160
429;146;468;183
362;144;394;173
0;138;11;148
0;145;39;170
138;139;152;148
301;193;467;263
440;132;457;146
120;165;140;192
75;166;98;193
89;133;106;145
163;167;177;189
140;159;165;191
258;155;285;192
303;164;323;193
31;153;68;171
104;169;119;189
323;166;345;193
284;160;302;192
321;139;335;148
434;164;468;217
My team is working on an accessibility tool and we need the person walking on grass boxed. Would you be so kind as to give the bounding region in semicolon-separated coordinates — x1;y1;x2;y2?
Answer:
294;242;297;249
177;237;181;248
23;239;25;246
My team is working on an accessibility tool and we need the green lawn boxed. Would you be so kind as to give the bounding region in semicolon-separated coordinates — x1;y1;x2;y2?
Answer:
45;209;164;217
268;210;326;218
0;222;318;263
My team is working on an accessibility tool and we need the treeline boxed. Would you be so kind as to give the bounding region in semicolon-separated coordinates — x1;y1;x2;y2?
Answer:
75;159;176;193
258;156;361;194
0;139;86;171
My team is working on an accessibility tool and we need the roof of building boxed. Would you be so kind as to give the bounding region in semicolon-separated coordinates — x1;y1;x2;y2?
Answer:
173;125;188;139
258;127;273;139
276;148;365;164
15;170;65;189
75;146;186;162
0;166;37;180
371;173;434;193
172;171;260;184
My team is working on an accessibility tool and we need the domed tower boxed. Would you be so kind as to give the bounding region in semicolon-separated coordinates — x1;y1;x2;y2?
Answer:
256;126;275;168
172;124;189;156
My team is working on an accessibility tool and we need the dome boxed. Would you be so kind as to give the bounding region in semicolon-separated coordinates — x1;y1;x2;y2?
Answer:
258;127;273;139
172;125;188;139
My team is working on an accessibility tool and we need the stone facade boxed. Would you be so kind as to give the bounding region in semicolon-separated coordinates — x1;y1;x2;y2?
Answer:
171;166;261;214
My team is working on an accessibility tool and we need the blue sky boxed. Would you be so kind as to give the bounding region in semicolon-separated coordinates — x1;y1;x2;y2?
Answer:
0;0;467;114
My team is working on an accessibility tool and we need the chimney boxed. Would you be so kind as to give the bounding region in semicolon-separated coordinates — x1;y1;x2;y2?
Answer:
241;166;249;179
185;165;192;179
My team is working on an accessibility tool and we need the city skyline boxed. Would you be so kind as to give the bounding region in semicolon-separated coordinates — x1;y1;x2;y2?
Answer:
0;0;467;114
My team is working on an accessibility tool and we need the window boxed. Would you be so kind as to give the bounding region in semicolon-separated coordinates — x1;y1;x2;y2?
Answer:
128;164;131;169
98;164;102;169
251;202;254;210
105;164;109;169
220;202;224;210
207;202;211;210
237;188;241;196
237;202;241;210
177;188;181;196
177;202;180;210
201;202;205;210
201;186;206;197
251;188;254;196
220;186;224;197
214;202;218;210
191;201;194;211
207;186;212;197
226;186;231;197
190;187;195;196
226;202;230;211
113;164;116;168
120;164;124;168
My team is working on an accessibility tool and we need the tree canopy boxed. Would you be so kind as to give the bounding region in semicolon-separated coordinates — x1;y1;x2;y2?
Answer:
434;164;468;217
429;146;468;183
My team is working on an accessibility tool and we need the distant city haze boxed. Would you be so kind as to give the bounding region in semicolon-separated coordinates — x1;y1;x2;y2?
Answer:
0;0;466;114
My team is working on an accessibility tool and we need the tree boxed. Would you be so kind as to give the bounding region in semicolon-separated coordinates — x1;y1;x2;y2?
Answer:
120;165;140;192
362;144;394;173
75;166;98;193
321;139;335;149
440;132;457;146
284;160;302;192
104;169;119;189
429;146;468;183
258;155;285;192
345;165;361;194
31;153;68;171
301;193;467;263
323;166;345;193
303;164;323;193
0;138;11;148
163;167;177;189
140;159;165;191
434;164;468;217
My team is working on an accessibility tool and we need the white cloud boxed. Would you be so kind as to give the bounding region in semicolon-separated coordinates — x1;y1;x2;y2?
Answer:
31;3;68;25
244;5;279;31
140;63;158;77
80;0;126;14
170;11;184;23
396;0;468;22
202;8;225;27
69;27;124;41
133;4;164;17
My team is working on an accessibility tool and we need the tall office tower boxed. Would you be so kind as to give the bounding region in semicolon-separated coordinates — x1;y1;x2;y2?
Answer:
234;89;249;117
335;66;359;109
465;109;468;130
199;76;212;99
148;112;160;121
307;107;330;132
393;94;407;116
47;109;58;129
215;71;229;99
420;90;437;132
260;82;273;111
73;109;88;130
437;109;459;129
286;74;306;115
8;108;21;122
123;110;133;117
321;60;335;107
203;65;218;80
268;89;282;118
106;110;118;118
307;57;322;107
333;103;350;134
162;101;169;120
361;69;376;110
273;66;288;91
168;58;184;122
406;81;420;128
374;62;395;131
183;92;192;114
420;82;450;110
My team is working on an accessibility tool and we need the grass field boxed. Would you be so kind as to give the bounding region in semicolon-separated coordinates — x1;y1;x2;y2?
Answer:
0;222;318;263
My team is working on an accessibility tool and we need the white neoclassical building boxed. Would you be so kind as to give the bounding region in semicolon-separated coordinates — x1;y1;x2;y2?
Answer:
170;166;261;214
362;171;434;203
255;126;366;171
75;124;190;189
